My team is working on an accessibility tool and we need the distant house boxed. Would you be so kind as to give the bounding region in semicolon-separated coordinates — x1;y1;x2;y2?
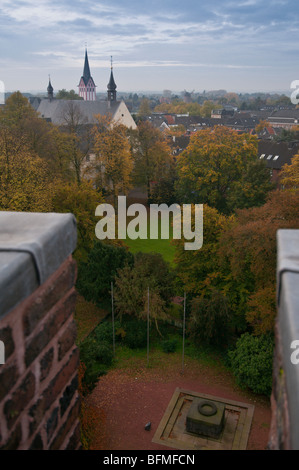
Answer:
258;140;299;185
267;109;299;130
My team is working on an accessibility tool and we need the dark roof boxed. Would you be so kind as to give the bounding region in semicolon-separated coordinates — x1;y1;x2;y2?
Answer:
80;49;96;87
258;140;299;169
47;79;53;93
107;69;117;91
37;99;120;125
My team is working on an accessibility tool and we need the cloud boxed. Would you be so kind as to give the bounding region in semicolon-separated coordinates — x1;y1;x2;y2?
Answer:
0;0;298;92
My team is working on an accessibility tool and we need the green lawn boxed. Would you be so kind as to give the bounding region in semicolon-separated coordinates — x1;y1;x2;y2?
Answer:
123;213;177;265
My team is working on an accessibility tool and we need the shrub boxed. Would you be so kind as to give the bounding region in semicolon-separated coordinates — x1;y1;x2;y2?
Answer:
79;336;114;393
188;290;230;347
121;316;147;349
94;320;122;345
228;332;274;396
161;338;178;353
76;240;134;307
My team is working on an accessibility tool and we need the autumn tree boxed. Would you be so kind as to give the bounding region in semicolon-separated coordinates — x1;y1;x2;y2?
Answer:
132;120;175;199
59;100;93;184
175;125;272;214
220;190;299;335
0;91;75;181
56;89;83;100
52;180;104;261
0;134;54;212
114;252;175;334
280;153;299;189
255;120;270;134
92;114;133;206
138;98;151;117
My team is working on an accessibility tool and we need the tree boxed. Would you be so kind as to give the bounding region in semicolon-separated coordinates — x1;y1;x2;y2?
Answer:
174;204;231;295
175;125;272;214
59;100;92;184
92;114;133;205
0;91;77;182
280;154;299;189
0;145;54;212
56;89;83;100
52;181;104;261
76;240;134;306
114;252;175;334
138;98;151;117
228;333;274;396
220;190;299;334
188;290;231;347
255;120;270;134
132;120;174;199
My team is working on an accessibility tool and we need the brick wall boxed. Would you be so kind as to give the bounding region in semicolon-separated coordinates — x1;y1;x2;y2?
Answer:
0;255;81;450
268;322;291;450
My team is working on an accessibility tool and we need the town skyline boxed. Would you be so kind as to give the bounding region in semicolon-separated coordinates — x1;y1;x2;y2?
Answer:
1;0;298;96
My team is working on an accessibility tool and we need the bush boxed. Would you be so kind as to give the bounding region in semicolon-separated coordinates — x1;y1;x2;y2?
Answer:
161;338;178;353
76;240;134;307
79;336;114;393
228;332;274;396
188;290;230;347
121;316;147;349
94;319;122;345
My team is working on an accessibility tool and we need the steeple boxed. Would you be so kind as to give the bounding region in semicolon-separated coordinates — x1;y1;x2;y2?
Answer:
47;75;54;101
78;48;96;101
83;49;91;83
107;56;117;103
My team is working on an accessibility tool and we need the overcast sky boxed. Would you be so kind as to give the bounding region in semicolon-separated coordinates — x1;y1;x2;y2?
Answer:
0;0;298;95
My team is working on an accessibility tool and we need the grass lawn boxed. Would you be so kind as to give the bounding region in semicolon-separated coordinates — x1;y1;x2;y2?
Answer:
123;212;177;265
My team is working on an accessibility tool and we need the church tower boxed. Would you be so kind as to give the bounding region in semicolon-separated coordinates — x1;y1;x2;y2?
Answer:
107;56;117;104
78;49;96;101
47;76;54;101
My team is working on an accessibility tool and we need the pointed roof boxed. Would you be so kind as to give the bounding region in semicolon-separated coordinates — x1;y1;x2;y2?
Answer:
107;57;117;91
47;76;53;93
83;49;91;81
80;49;95;86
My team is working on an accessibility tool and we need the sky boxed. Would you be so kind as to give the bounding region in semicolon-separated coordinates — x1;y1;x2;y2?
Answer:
0;0;298;95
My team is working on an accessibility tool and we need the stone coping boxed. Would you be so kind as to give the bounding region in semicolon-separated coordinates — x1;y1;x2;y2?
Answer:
0;211;77;319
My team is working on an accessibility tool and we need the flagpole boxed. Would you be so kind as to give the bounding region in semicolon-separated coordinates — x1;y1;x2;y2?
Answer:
147;286;150;368
111;281;115;356
182;291;186;374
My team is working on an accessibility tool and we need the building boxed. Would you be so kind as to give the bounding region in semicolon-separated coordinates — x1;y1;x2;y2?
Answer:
78;49;96;101
258;140;299;185
36;54;137;130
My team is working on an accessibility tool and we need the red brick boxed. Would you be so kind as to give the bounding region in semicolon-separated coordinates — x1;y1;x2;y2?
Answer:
28;348;79;435
49;398;80;450
58;319;77;361
0;423;22;450
22;257;77;337
0;362;19;402
64;421;81;450
39;347;54;382
4;371;35;429
25;289;76;368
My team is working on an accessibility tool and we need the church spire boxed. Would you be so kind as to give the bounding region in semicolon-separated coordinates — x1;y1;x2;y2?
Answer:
78;48;96;101
47;75;54;101
83;48;91;83
107;56;117;103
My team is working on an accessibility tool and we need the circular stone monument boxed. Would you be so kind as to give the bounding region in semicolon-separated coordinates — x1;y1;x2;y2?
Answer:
186;398;225;438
